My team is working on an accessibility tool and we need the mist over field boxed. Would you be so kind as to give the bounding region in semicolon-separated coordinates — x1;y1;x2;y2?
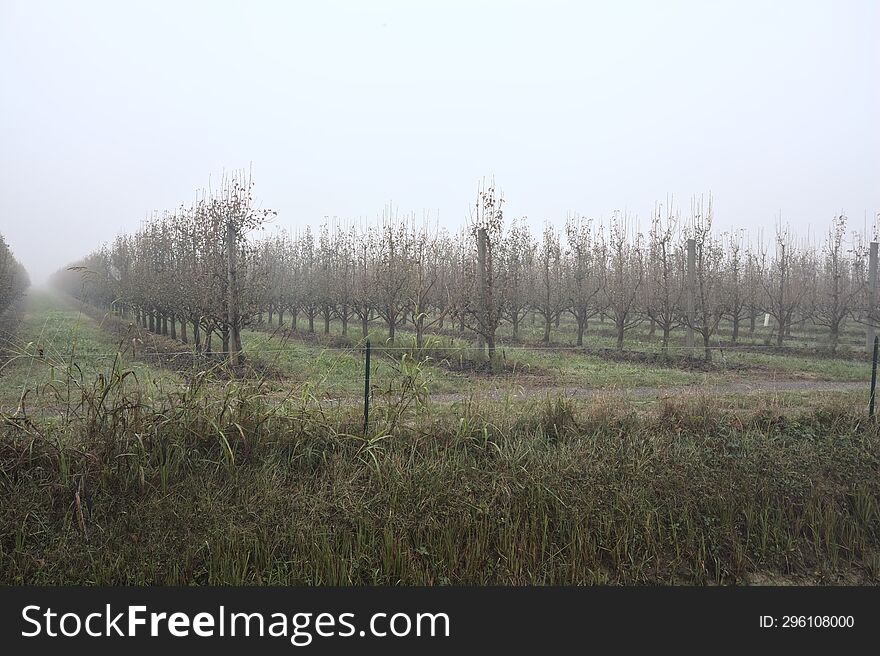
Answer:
2;0;880;599
1;0;878;284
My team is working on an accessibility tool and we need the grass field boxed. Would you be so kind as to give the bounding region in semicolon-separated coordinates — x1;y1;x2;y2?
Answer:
245;308;875;390
0;292;181;414
1;291;879;584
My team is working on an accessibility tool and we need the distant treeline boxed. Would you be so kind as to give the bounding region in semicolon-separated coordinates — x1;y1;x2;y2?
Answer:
0;233;29;315
49;174;880;362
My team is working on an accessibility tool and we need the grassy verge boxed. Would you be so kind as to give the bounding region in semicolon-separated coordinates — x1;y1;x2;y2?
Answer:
240;329;468;396
1;363;878;584
247;317;871;389
0;291;181;414
722;351;872;381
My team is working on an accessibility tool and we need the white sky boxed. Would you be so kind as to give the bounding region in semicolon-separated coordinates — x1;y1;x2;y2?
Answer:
1;0;878;283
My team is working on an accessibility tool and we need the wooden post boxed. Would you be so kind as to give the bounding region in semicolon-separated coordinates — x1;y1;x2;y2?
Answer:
476;228;488;362
871;335;878;417
867;242;878;354
227;217;241;367
686;238;696;354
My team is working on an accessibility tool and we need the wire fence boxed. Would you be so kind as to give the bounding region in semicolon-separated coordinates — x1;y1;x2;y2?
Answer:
0;339;874;356
1;304;876;421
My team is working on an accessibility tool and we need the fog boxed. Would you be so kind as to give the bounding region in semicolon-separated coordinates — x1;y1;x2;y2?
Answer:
1;0;878;284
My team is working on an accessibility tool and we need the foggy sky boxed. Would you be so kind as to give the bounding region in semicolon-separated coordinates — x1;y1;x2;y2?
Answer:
1;0;878;284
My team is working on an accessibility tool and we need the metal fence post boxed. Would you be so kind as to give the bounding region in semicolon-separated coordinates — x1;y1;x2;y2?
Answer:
870;336;878;418
363;338;371;434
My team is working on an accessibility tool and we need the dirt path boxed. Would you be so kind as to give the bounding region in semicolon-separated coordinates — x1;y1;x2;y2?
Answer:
426;379;869;404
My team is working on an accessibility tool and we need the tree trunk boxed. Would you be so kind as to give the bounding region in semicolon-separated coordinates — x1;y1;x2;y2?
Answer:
180;319;187;344
732;315;739;344
169;316;176;340
512;314;520;340
543;316;551;343
362;314;369;337
576;319;585;347
616;321;624;350
192;320;201;351
233;322;242;355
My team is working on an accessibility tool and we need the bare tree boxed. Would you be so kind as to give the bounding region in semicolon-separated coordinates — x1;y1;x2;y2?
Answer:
602;211;644;350
644;203;683;353
465;182;505;365
534;224;565;343
755;221;813;347
721;230;749;344
810;214;863;353
564;214;602;346
407;222;448;349
351;226;375;337
500;217;534;341
0;234;29;315
373;209;412;341
683;197;726;361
